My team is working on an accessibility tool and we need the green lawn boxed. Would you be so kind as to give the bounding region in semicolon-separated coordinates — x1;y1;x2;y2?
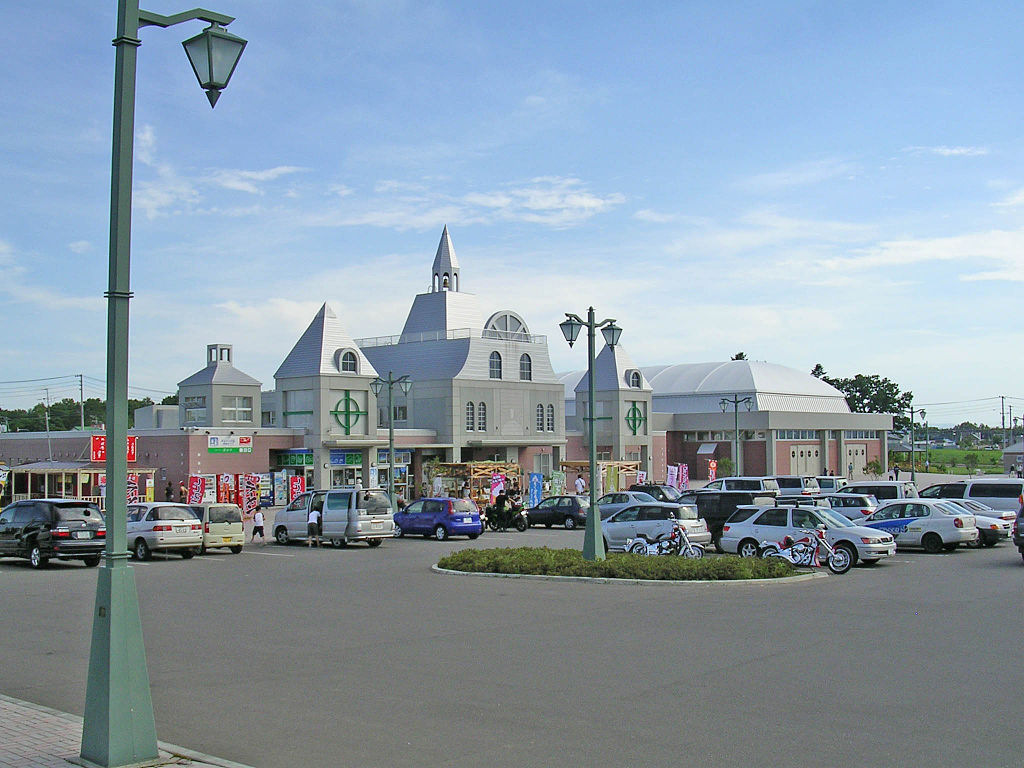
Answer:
890;448;1007;475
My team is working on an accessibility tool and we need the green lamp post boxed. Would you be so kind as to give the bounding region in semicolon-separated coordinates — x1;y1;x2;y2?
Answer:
559;308;622;561
369;372;413;513
81;4;245;767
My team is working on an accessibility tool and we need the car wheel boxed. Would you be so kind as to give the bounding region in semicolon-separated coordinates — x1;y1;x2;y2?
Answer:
468;532;479;540
434;525;449;541
394;524;404;538
860;558;880;566
198;544;207;555
942;543;958;552
982;535;998;548
180;548;195;559
274;527;289;545
331;538;347;548
564;516;577;530
544;523;553;528
603;538;611;553
712;534;725;554
133;538;152;561
921;532;943;554
229;546;242;554
738;539;760;558
29;544;48;569
82;555;101;567
367;538;383;547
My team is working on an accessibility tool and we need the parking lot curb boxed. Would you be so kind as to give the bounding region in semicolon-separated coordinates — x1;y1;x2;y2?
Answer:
431;565;828;585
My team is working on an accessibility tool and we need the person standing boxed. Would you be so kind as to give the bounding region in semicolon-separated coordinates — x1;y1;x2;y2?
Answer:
575;474;585;494
892;464;900;481
178;481;186;503
164;482;173;501
306;504;320;548
251;505;265;545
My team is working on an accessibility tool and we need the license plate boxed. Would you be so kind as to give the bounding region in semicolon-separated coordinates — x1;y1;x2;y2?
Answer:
462;518;472;523
371;521;382;529
174;526;187;533
73;531;91;539
222;537;232;542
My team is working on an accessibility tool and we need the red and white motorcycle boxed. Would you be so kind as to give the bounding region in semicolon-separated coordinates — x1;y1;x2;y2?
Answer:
759;526;852;574
626;524;705;558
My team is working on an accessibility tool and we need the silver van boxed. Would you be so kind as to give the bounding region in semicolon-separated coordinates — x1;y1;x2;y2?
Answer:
837;480;918;501
273;489;394;547
920;479;1024;513
701;477;780;493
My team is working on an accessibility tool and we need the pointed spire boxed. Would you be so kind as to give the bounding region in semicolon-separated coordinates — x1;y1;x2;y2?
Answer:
431;225;460;292
275;302;377;379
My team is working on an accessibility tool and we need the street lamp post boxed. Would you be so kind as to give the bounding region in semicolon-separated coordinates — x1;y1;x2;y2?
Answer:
559;307;622;561
908;406;925;483
370;372;412;513
82;4;245;766
719;395;752;476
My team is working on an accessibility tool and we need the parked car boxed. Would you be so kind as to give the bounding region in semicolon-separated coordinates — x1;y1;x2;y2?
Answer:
719;504;895;565
837;481;919;501
946;497;1014;524
273;488;394;547
126;502;202;560
1014;505;1024;562
524;495;590;529
919;479;1024;513
0;498;105;569
770;476;821;495
189;502;245;554
860;499;978;553
602;503;710;552
697;477;780;494
676;489;777;552
815;476;848;493
824;493;879;523
596;491;657;519
938;500;1010;547
627;484;688;503
394;497;482;540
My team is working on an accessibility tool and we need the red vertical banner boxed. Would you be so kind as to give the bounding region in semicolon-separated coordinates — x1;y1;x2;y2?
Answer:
91;435;106;463
288;475;305;502
242;474;260;517
187;475;206;504
708;459;718;481
126;474;139;503
217;474;233;503
126;436;137;463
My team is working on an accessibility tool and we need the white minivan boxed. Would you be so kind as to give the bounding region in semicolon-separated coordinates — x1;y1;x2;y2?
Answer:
919;479;1024;513
190;502;244;554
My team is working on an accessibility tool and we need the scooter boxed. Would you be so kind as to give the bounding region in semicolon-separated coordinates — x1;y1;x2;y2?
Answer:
759;526;852;574
626;524;705;558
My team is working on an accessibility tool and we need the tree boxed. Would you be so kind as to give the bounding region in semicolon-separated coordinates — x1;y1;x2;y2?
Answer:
964;453;979;474
161;394;179;406
809;365;913;430
731;352;747;360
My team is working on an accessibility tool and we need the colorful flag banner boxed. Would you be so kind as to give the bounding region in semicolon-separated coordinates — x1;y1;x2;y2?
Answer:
187;475;206;504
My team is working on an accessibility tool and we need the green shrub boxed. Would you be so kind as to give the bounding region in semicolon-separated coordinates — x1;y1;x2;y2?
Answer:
437;547;796;581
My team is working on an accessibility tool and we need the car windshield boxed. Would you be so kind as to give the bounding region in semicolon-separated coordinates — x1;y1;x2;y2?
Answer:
937;501;968;516
154;506;199;521
816;509;854;528
657;486;682;501
55;503;102;521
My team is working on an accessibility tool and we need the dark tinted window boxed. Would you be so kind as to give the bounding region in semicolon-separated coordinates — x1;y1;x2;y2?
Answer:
452;499;477;514
12;505;35;524
54;503;102;521
613;507;640;522
30;504;50;522
0;506;13;525
775;478;802;490
423;500;445;515
362;491;392;515
208;505;242;523
754;508;788;526
970;483;1022;499
326;492;353;511
862;485;898;499
727;479;761;490
641;507;670;521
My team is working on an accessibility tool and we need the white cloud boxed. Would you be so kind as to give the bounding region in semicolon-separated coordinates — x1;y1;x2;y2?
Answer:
633;209;679;223
68;240;91;254
205;166;306;194
903;145;989;157
737;159;857;193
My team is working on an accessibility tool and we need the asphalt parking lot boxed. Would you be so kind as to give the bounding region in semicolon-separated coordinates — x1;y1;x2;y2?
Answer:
1;526;1022;768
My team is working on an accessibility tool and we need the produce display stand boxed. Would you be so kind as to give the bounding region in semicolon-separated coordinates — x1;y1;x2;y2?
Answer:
431;461;523;506
559;460;642;494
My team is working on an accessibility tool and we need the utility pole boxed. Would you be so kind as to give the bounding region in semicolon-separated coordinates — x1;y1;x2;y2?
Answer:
1001;395;1006;448
44;387;53;462
908;405;926;483
79;373;86;430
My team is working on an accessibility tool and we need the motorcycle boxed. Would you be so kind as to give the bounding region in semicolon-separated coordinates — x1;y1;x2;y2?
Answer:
485;501;528;532
626;524;705;558
759;526;852;574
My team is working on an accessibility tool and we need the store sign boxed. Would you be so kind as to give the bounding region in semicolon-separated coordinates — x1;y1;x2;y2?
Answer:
278;451;313;466
376;449;411;465
91;435;137;463
329;449;362;466
207;435;253;453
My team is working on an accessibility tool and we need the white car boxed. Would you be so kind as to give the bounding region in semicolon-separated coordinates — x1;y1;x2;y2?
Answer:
940;500;1012;547
861;499;978;553
719;504;896;565
126;502;202;560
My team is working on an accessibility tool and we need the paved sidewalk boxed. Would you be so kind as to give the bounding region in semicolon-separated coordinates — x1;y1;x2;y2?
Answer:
0;694;252;768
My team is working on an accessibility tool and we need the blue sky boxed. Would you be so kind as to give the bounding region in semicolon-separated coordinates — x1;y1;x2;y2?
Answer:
4;0;1024;426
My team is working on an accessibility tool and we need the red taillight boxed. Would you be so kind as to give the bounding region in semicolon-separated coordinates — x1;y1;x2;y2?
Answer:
861;509;870;516
153;524;172;532
191;523;201;531
97;528;105;537
52;527;71;538
722;525;730;532
204;522;210;533
953;517;964;528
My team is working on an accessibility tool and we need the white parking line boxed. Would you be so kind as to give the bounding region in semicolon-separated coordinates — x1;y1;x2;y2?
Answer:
242;550;295;557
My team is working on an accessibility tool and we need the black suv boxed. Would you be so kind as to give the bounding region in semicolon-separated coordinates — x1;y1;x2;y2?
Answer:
628;484;685;504
676;489;776;552
1014;505;1024;563
0;498;106;569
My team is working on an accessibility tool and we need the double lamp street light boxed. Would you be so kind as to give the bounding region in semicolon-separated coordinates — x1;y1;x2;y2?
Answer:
370;372;413;513
560;308;622;561
82;3;246;767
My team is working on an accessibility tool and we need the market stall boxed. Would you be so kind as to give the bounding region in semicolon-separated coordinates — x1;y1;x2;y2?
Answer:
5;460;159;511
559;460;642;495
426;461;524;507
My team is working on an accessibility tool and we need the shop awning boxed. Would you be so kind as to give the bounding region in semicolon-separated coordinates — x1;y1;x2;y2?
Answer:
696;443;718;456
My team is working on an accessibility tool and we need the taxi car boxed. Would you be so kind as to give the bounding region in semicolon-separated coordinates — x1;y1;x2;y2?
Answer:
860;499;978;553
719;504;895;565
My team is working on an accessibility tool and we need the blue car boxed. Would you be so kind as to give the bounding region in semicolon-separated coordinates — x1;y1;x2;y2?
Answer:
394;497;483;541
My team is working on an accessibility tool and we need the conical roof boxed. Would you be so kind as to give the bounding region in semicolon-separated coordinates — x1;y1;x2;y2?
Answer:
574;343;651;393
432;225;459;285
275;303;377;379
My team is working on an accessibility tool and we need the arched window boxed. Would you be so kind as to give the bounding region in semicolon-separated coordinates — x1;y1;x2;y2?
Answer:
519;353;532;381
536;404;544;431
465;402;475;431
341;351;357;373
489;352;502;379
478;402;487;431
547;404;555;432
629;371;641;388
442;273;450;290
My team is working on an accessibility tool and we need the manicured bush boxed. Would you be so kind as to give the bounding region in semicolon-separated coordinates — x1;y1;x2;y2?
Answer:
437;547;796;581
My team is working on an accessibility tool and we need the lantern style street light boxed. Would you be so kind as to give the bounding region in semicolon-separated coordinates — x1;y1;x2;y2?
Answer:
719;394;752;476
908;406;926;482
370;372;413;513
560;308;622;561
81;4;246;767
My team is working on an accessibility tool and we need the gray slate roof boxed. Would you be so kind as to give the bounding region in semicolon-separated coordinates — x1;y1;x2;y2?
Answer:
574;343;651;393
432;225;459;277
178;359;261;388
275;303;377;379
